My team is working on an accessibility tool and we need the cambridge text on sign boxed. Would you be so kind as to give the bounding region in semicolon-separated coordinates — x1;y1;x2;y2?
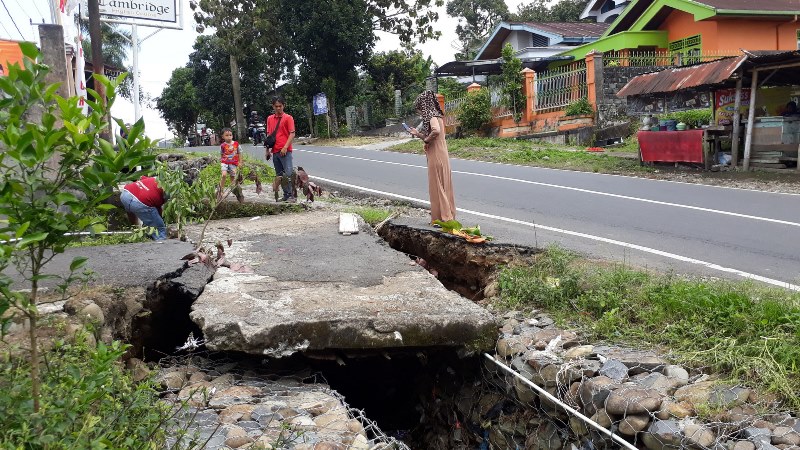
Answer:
82;0;177;23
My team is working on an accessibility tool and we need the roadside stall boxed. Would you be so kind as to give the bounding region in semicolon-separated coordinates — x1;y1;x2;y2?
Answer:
616;51;800;171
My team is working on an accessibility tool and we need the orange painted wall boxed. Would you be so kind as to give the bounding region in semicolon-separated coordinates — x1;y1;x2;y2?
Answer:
0;39;26;73
659;10;719;50
658;9;799;52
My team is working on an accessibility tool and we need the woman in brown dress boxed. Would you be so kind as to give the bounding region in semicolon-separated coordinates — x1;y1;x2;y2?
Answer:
410;90;457;224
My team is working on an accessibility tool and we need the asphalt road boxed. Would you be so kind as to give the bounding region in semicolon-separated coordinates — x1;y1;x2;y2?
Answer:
183;143;800;290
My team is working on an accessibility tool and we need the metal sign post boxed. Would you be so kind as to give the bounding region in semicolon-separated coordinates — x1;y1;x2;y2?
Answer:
81;0;184;121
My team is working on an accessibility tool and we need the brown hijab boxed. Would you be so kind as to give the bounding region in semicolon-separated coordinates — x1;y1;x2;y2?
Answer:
414;90;444;137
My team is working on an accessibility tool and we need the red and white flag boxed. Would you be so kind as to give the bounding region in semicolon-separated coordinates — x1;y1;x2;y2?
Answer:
75;32;88;115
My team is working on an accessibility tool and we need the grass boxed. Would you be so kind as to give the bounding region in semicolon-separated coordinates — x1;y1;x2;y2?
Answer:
389;137;649;174
310;136;400;147
496;246;800;409
68;231;150;247
345;206;393;226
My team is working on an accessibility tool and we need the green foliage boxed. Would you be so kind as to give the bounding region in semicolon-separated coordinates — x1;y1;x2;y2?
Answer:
0;43;154;411
446;0;509;59
497;247;800;408
659;108;712;128
564;97;594;116
438;77;465;101
0;338;171;448
346;207;392;226
500;43;524;122
458;88;492;134
68;231;151;248
361;49;433;123
156;67;199;140
511;0;589;22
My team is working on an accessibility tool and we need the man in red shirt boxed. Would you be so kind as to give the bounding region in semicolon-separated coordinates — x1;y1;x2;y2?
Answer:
265;96;296;202
120;176;168;240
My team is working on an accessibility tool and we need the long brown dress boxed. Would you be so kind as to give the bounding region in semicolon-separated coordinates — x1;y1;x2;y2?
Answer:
425;116;456;222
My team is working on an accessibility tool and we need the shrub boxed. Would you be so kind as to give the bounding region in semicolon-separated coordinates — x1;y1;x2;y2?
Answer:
500;43;525;122
564;97;594;116
659;108;712;128
458;88;492;134
0;339;171;448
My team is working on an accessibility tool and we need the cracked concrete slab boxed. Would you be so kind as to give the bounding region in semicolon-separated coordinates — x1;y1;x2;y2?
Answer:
186;211;498;357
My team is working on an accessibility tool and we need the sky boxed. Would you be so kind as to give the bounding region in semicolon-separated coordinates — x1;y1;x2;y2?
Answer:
0;0;529;140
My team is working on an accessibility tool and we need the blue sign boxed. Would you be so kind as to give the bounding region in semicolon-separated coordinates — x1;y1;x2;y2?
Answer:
313;93;328;115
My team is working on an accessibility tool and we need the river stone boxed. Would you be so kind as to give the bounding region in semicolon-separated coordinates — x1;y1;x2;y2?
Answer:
314;443;346;450
642;419;683;450
531;422;562;450
531;329;579;347
127;358;151;383
633;372;686;395
569;416;589;436
80;302;105;326
564;345;593;359
594;346;665;372
619;413;651;436
590;408;613;428
313;411;351;431
531;363;561;387
513;375;538;403
224;425;252;448
209;385;262;409
733;442;757;450
599;359;629;381
663;365;689;383
219;404;257;423
709;386;751;409
296;391;340;416
684;423;716;448
497;336;528;357
674;381;716;406
178;381;214;408
160;370;188;390
188;212;498;356
605;387;663;415
656;400;693;419
349;434;370;450
579;376;618;416
773;427;800;446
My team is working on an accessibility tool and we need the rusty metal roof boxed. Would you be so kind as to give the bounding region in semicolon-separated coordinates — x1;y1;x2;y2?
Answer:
696;0;800;12
617;56;745;97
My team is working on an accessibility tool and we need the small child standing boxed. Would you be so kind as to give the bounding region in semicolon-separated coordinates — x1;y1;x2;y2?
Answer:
218;128;242;201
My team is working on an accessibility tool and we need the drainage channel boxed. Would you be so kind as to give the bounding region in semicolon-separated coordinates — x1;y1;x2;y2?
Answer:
128;221;597;449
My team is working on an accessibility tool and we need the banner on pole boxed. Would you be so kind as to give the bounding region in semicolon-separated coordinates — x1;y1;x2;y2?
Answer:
75;33;88;115
81;0;178;23
313;93;328;115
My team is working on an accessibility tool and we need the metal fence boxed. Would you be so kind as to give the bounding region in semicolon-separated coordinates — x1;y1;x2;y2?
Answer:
534;60;588;113
602;50;737;68
443;92;469;127
489;83;514;120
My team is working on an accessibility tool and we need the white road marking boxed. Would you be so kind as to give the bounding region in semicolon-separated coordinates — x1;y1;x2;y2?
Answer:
303;150;800;228
313;175;800;291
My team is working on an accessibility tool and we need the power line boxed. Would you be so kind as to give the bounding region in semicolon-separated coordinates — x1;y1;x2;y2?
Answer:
0;0;26;40
13;0;33;21
0;19;12;39
30;0;47;22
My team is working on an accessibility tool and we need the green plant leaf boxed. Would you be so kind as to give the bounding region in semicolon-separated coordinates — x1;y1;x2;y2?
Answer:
18;41;39;60
69;256;88;271
16;232;48;247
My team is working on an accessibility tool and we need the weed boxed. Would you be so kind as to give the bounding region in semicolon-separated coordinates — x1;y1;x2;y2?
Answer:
495;247;800;408
345;206;392;226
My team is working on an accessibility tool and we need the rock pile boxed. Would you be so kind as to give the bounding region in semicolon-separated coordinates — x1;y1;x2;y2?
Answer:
152;356;406;450
480;310;799;450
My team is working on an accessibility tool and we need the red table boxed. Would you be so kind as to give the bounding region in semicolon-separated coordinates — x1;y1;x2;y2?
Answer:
637;130;705;164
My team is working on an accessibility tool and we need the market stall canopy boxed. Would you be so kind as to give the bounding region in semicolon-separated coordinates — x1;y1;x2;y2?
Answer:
435;55;574;77
617;50;800;98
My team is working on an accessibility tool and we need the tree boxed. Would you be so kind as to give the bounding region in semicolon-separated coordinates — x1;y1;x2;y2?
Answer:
500;43;524;122
362;49;432;121
446;0;509;60
367;0;445;44
189;0;283;141
0;44;154;413
156;67;200;141
512;0;590;22
78;18;137;101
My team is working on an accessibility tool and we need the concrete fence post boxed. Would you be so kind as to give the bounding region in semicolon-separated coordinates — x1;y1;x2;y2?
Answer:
521;67;535;122
38;24;70;99
585;50;603;114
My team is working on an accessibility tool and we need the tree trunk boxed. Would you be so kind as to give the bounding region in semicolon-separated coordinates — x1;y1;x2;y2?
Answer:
29;278;40;413
229;55;246;142
329;96;338;137
87;0;110;140
307;101;314;138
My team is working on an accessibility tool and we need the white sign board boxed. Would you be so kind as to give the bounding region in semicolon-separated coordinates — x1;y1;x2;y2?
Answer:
82;0;178;23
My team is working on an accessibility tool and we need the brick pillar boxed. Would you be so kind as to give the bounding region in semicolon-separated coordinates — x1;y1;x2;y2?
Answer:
436;93;445;113
521;67;535;122
467;82;482;93
620;49;631;67
585;50;603;113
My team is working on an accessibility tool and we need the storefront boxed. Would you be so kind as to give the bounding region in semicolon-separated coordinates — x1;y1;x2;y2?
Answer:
617;51;800;171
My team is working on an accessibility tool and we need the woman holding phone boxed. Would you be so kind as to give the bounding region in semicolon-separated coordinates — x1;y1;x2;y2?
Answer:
408;90;456;225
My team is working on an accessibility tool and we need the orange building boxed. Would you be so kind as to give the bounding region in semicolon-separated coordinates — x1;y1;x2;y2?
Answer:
0;39;26;74
558;0;800;61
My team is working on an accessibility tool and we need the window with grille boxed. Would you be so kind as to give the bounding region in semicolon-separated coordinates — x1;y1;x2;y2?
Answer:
669;34;702;65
